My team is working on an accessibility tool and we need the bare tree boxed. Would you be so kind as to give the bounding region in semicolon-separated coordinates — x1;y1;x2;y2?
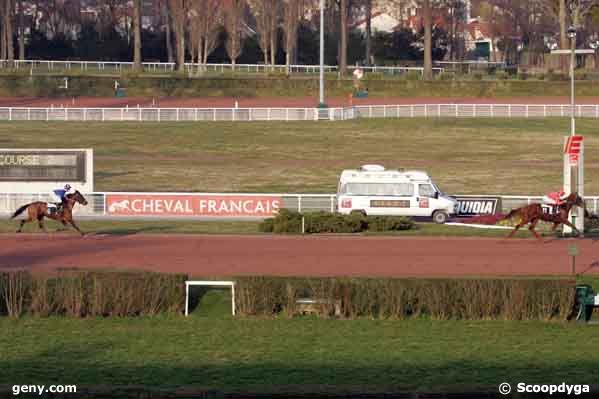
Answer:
269;0;279;66
340;0;348;74
283;0;304;74
365;0;372;65
1;0;6;60
224;0;247;69
250;0;279;67
133;0;143;71
17;0;24;60
190;0;222;74
169;0;186;72
422;0;432;79
3;0;14;62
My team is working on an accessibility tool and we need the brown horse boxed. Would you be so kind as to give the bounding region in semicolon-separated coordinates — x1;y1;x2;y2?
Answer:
504;192;585;240
10;191;88;236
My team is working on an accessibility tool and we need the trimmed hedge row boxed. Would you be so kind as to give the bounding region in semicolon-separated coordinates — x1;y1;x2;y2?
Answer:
259;209;414;233
235;277;576;321
1;75;599;98
0;270;187;318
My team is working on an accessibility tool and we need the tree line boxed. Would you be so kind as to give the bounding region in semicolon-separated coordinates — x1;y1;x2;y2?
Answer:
0;0;598;78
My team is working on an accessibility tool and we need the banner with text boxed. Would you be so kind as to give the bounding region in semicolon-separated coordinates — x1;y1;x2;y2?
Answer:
105;194;281;217
454;196;502;216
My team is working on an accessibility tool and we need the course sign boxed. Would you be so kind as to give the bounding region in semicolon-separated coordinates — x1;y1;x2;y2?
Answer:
454;196;501;216
106;194;281;217
564;135;583;166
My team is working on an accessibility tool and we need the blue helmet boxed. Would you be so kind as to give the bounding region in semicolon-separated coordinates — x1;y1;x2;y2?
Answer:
64;184;72;191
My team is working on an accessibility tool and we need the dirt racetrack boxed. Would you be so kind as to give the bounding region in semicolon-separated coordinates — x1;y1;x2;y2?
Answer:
2;234;599;277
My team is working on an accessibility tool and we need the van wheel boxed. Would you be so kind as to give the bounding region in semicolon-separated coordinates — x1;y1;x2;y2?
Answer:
432;211;448;224
350;210;367;217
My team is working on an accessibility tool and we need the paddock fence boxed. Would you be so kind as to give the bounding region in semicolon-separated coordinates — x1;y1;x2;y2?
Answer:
0;104;598;122
0;59;442;76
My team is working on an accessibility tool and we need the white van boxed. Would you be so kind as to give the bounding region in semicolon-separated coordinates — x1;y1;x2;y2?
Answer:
336;165;457;223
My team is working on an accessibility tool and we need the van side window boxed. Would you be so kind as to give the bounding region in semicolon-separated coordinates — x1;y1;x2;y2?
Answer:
419;184;435;197
342;183;413;196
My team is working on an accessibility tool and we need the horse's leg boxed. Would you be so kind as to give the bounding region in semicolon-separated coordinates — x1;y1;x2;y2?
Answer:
16;206;34;233
528;218;542;240
561;219;581;236
68;219;85;236
37;215;48;233
16;220;26;233
506;223;524;239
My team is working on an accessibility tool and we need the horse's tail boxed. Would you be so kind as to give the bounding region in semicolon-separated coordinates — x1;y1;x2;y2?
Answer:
10;203;30;219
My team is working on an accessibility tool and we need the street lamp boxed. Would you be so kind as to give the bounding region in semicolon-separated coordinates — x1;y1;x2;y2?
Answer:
568;26;576;137
319;0;326;107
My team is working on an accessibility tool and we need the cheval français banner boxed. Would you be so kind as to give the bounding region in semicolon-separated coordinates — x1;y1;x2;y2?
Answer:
105;194;281;217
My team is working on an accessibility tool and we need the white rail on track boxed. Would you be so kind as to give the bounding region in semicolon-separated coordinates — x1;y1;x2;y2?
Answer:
1;192;598;220
0;104;598;122
0;59;442;75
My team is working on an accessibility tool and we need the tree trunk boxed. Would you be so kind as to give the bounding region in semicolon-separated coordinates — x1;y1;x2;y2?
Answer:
17;0;23;60
339;0;348;74
133;0;142;71
365;0;372;65
5;0;14;62
176;24;185;72
164;3;174;63
1;2;6;61
559;0;567;49
423;0;432;80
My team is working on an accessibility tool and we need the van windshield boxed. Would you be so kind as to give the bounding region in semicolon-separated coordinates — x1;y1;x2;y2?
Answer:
340;182;414;196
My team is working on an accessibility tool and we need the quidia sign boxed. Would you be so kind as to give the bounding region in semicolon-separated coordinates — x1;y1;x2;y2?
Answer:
454;196;502;216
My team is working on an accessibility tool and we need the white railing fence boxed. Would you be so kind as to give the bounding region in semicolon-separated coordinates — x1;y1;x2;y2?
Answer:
1;104;598;122
2;192;598;219
0;59;442;76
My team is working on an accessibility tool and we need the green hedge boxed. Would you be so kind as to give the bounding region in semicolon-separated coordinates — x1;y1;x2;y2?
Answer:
1;74;599;98
0;270;187;318
259;210;414;234
235;276;576;321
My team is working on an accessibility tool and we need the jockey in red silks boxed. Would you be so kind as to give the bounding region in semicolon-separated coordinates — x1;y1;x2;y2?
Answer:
542;189;568;211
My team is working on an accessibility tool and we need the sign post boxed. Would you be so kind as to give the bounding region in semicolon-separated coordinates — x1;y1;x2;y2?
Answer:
563;136;584;235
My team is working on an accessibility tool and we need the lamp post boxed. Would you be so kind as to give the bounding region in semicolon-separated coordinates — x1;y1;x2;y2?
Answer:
319;0;326;107
568;25;576;137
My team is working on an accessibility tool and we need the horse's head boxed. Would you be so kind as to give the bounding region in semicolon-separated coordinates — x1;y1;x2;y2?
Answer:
566;192;585;208
66;190;88;206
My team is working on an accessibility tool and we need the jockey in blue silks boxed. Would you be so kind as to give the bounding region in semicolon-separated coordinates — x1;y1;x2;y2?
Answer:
50;184;75;212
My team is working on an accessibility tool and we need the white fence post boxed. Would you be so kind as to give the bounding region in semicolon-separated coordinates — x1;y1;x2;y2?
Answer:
8;107;11;121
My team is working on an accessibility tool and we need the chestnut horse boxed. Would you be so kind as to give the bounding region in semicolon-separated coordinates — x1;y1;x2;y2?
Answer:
504;192;585;240
10;191;88;236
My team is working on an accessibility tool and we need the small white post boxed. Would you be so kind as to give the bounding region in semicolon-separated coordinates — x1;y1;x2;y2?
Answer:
185;282;189;316
231;283;236;316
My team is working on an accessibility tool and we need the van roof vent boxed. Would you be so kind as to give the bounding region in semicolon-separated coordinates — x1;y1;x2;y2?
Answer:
360;164;385;172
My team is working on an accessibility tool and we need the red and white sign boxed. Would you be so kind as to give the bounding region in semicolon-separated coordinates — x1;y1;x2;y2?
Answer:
565;135;583;165
106;194;281;217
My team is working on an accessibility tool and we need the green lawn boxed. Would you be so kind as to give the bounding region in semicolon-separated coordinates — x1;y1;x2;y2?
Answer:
2;118;598;195
1;315;598;395
0;218;561;238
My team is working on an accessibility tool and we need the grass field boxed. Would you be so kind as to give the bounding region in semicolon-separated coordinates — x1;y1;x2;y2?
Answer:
1;304;598;395
0;218;560;238
1;118;598;195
